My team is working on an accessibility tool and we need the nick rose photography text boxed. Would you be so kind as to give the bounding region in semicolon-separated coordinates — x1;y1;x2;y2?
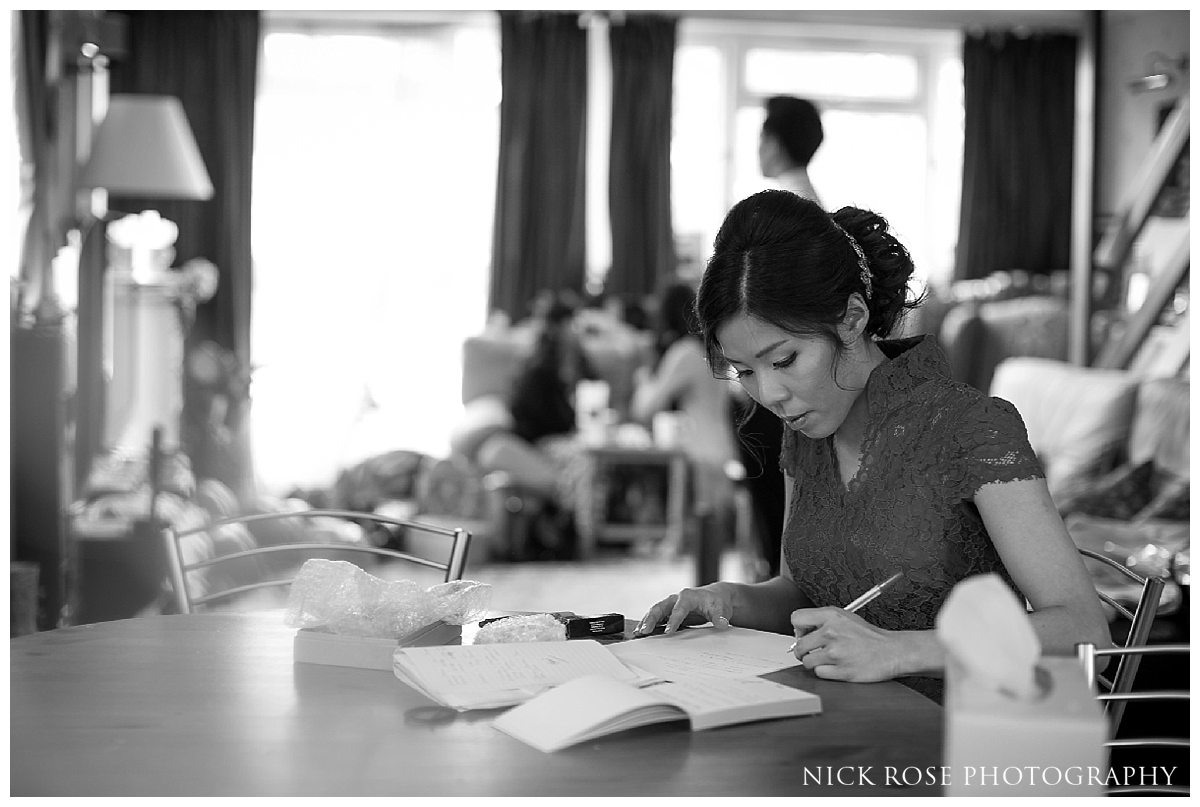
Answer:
799;766;1180;787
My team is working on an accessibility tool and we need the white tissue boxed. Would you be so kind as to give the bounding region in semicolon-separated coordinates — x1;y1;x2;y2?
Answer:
935;574;1042;701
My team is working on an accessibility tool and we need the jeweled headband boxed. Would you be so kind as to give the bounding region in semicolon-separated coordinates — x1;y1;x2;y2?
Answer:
830;220;872;300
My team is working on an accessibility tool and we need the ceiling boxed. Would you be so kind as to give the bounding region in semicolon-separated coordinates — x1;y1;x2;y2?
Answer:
265;9;1084;33
682;9;1083;31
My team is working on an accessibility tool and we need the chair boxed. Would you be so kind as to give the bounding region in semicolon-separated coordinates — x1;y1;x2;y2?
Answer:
163;509;472;614
1077;547;1168;734
1076;641;1189;796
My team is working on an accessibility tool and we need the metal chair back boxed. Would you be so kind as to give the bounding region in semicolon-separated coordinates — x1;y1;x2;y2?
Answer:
1077;546;1168;734
162;509;471;614
1076;641;1189;796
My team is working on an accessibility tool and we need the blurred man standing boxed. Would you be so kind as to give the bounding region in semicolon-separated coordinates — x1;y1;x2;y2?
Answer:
758;95;824;205
733;95;827;578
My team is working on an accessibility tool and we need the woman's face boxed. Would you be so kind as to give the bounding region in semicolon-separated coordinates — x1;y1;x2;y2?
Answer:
716;314;864;439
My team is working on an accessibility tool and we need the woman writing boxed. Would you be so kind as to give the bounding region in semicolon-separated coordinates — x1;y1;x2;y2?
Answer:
634;190;1110;700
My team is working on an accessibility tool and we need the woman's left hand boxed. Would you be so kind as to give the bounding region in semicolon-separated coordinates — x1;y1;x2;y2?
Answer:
788;607;906;682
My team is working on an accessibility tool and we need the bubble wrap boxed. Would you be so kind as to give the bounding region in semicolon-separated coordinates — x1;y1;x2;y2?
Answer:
474;613;567;644
284;559;492;639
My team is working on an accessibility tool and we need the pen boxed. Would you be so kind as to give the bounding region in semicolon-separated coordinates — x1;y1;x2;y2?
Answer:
788;572;903;653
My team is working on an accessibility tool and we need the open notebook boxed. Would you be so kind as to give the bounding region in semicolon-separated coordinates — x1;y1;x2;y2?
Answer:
493;673;822;752
392;639;660;711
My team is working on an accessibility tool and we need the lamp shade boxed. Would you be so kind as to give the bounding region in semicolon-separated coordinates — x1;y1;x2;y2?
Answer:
81;95;214;200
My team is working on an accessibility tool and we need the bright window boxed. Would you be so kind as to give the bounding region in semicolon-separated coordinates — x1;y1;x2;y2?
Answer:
744;48;920;99
672;22;963;290
251;15;500;494
670;43;728;276
249;14;964;494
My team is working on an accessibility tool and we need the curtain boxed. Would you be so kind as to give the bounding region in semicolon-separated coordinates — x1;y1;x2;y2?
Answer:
15;10;52;310
606;14;677;299
107;10;260;501
490;11;588;323
14;11;108;490
954;31;1077;281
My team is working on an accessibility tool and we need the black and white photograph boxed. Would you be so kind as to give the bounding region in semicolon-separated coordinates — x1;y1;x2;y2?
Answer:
10;6;1190;798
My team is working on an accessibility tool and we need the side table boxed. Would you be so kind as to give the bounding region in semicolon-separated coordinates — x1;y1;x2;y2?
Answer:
68;507;168;624
573;445;689;558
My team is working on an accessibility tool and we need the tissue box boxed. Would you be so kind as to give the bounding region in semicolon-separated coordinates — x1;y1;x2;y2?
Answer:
944;655;1107;796
293;621;462;670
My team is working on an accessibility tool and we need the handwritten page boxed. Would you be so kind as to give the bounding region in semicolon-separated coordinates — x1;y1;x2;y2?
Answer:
609;626;799;682
392;640;659;711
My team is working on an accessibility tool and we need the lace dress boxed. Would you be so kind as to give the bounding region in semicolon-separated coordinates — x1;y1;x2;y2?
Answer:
780;335;1044;701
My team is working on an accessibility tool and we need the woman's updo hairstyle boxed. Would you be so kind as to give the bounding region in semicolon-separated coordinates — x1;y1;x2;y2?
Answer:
695;189;923;372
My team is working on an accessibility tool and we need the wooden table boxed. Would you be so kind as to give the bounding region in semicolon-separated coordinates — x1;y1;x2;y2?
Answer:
11;614;944;796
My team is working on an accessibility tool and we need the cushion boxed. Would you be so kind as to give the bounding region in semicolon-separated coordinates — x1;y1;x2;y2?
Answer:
974;296;1070;393
1138;473;1189;522
417;456;492;520
1128;377;1189;479
333;450;430;512
1057;460;1156;520
449;394;516;461
990;358;1139;502
181;521;262;600
461;333;533;405
194;478;241;520
1058;458;1189;524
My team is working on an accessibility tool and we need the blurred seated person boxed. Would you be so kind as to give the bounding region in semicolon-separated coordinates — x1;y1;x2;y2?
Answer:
631;281;739;532
450;290;592;497
617;293;651;333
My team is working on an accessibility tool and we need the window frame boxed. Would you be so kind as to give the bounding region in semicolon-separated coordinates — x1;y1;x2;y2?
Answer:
675;18;962;285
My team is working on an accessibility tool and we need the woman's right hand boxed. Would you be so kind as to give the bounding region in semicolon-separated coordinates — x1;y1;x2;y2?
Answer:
633;585;734;636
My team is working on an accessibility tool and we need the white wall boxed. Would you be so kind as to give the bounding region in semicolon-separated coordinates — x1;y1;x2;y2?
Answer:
1095;11;1190;298
1096;10;1190;217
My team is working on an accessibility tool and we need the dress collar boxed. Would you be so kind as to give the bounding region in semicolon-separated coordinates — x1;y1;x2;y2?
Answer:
864;334;950;417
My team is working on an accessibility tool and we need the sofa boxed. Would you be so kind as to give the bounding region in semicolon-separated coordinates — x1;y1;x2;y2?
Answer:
941;295;1070;391
989;357;1189;635
460;309;653;412
917;269;1073;392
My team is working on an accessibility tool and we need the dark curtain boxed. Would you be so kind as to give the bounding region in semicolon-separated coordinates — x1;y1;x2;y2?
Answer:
606;14;677;299
107;10;260;502
954;31;1077;281
490;11;588;323
15;11;107;493
16;11;52;302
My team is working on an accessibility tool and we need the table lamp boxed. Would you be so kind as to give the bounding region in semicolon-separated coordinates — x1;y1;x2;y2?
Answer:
81;94;212;198
78;93;216;454
79;94;213;282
